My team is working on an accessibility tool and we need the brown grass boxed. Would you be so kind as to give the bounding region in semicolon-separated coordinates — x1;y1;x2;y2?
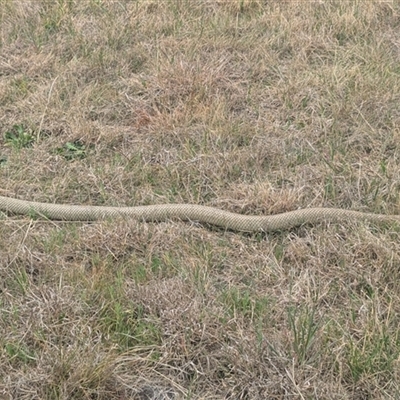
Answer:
1;0;400;398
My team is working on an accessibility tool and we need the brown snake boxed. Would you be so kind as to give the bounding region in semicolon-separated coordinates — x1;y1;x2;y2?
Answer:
1;195;400;232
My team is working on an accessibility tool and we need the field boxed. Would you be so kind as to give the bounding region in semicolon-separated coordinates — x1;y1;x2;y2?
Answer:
1;1;400;399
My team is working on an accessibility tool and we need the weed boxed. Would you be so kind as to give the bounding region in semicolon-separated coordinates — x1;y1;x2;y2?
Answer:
4;124;35;149
221;286;270;322
56;140;87;160
4;342;36;365
287;304;320;365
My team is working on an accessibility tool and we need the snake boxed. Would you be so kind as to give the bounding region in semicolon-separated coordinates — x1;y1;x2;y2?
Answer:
1;195;400;232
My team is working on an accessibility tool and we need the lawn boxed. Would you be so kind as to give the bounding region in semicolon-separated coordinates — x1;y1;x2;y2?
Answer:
1;1;400;399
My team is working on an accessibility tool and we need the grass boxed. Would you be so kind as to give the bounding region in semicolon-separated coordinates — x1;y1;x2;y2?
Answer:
1;0;400;398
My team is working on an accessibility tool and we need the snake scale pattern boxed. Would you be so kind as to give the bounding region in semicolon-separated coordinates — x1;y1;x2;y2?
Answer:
1;195;400;232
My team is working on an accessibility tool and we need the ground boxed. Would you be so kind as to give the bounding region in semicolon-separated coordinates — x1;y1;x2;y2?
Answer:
1;1;400;399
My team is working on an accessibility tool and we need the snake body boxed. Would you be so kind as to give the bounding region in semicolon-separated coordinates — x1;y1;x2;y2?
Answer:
1;195;400;232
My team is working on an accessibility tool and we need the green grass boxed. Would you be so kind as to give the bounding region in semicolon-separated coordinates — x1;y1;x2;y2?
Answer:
1;0;400;398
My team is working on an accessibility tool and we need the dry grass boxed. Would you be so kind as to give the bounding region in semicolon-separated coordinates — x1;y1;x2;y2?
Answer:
1;0;400;398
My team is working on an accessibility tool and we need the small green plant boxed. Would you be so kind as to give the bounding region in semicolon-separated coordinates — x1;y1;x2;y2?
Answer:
5;342;36;365
345;324;400;383
56;140;87;160
4;124;35;149
99;300;161;350
288;305;319;365
221;287;270;321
